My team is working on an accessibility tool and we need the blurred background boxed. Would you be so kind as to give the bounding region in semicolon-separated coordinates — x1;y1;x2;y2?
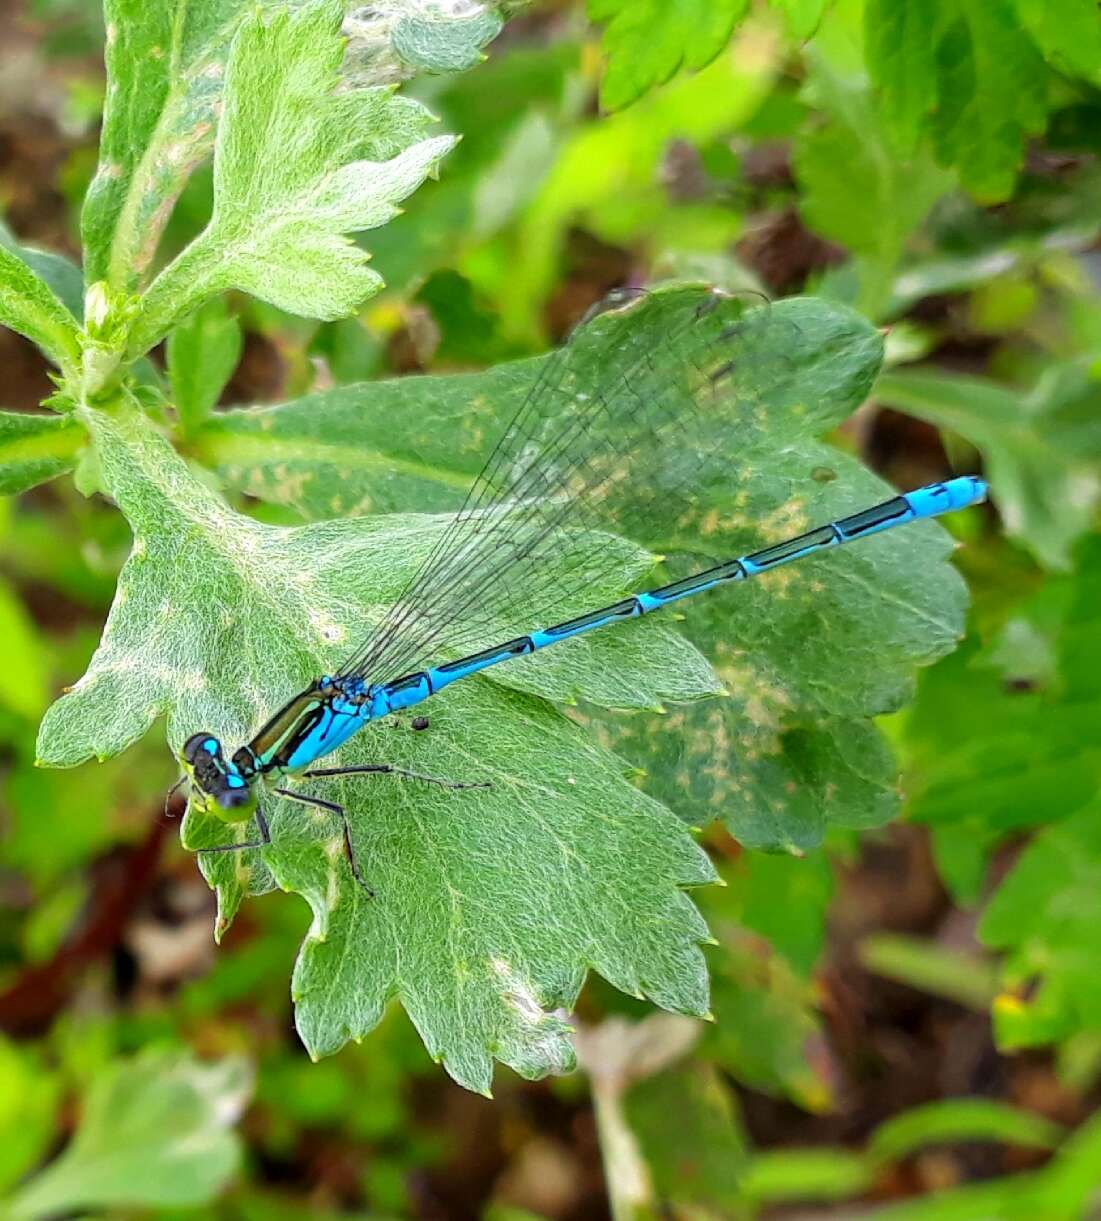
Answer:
1;0;1100;1217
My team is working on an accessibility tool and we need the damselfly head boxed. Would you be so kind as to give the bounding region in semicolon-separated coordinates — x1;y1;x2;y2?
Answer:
180;733;257;823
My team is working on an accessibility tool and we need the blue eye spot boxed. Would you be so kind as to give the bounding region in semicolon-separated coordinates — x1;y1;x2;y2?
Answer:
226;775;245;789
203;737;218;753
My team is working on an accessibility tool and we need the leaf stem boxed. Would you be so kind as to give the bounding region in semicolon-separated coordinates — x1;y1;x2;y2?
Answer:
590;1076;661;1221
127;229;226;359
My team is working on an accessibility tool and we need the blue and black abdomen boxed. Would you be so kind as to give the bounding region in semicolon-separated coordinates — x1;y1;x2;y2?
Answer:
358;475;988;720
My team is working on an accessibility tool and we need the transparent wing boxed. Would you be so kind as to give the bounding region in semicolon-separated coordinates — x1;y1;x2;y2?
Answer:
337;285;791;686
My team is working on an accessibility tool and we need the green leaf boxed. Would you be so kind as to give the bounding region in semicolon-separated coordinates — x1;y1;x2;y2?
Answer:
369;43;575;293
167;297;242;438
741;1148;873;1205
0;1038;60;1196
698;853;833;1109
35;395;716;1092
342;1;505;82
869;1099;1063;1163
904;538;1101;907
7;1049;250;1219
864;0;939;151
863;0;1050;202
131;0;456;354
624;1062;750;1215
964;540;1101;1044
929;0;1048;203
0;221;84;319
717;847;832;979
876;362;1101;567
864;1112;1101;1221
980;801;1101;1052
197;358;539;518
882;169;1101;318
0;242;81;373
794;50;952;316
370;2;504;73
859;934;1000;1011
0;410;84;495
587;0;749;111
1013;0;1101;86
708;926;832;1109
0;577;49;720
83;0;278;291
772;0;827;40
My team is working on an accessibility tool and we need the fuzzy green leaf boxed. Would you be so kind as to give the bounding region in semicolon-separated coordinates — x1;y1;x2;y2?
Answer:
86;0;488;290
131;1;455;354
587;0;749;111
342;1;505;82
84;0;266;291
0;243;81;373
167;297;242;438
0;221;84;320
390;3;502;72
0;411;84;494
876;362;1101;568
7;1050;249;1219
35;395;716;1091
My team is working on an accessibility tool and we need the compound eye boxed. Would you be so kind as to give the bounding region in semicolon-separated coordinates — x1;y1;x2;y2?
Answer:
183;732;219;762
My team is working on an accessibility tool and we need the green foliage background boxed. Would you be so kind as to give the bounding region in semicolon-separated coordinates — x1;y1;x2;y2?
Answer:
0;0;1100;1216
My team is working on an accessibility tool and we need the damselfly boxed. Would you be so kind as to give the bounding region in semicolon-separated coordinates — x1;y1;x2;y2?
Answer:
180;288;986;888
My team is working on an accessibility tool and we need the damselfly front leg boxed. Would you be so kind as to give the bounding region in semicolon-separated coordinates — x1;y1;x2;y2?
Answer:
194;805;272;855
276;766;490;894
275;787;375;897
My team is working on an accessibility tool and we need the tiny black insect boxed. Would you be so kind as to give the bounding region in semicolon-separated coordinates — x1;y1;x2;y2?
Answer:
411;716;430;731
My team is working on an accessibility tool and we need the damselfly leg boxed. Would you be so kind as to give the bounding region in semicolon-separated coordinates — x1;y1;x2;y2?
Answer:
277;765;490;894
274;787;373;897
163;774;187;819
